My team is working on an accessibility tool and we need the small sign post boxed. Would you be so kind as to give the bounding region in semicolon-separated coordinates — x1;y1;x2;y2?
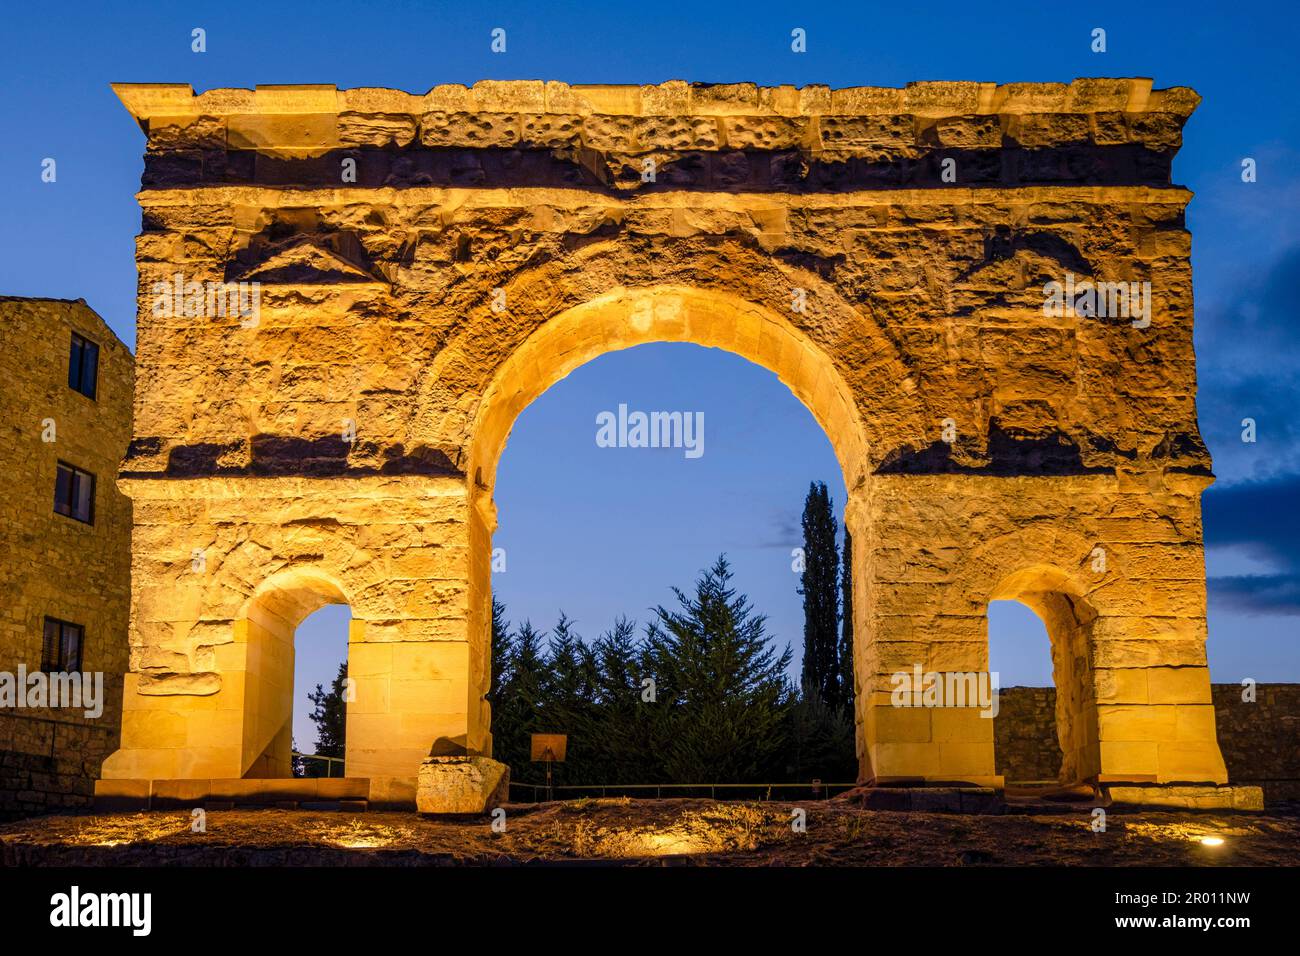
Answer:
530;733;568;802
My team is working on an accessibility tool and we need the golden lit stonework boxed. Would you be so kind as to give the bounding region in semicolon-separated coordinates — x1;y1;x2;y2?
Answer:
98;79;1233;810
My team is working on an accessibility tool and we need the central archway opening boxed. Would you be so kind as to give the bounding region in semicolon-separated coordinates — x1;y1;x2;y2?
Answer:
460;286;877;790
487;339;856;794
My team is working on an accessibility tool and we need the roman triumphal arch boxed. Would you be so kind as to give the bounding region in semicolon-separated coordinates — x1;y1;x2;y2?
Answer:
99;78;1235;809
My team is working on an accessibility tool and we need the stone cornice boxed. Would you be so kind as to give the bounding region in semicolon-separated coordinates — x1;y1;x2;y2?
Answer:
129;183;1196;208
113;78;1196;123
117;473;467;499
113;79;1198;191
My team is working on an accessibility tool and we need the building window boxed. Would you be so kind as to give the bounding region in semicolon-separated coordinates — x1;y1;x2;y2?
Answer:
53;461;95;524
68;332;99;400
42;617;84;673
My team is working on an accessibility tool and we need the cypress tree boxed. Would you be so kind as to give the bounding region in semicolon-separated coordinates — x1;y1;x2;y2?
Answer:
305;660;349;777
798;481;841;707
838;529;855;714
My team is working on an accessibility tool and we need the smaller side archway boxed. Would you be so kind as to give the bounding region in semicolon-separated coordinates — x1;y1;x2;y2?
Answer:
236;567;351;778
989;565;1101;785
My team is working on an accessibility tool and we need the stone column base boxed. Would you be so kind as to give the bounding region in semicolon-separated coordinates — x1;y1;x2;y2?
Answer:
415;756;510;815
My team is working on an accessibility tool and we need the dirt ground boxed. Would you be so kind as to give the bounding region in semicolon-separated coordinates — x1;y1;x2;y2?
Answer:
2;796;1297;866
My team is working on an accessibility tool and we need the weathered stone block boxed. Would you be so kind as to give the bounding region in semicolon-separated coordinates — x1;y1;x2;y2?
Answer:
1106;784;1262;810
1013;113;1091;147
1146;666;1212;704
929;115;1001;148
416;756;509;814
338;112;418;147
419;111;519;147
580;114;639;150
819;114;913;149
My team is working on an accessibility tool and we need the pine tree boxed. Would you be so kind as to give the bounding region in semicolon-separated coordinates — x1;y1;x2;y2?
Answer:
488;597;512;706
542;614;599;783
838;529;855;715
491;619;549;781
644;555;793;782
306;660;348;777
588;617;660;782
798;481;841;708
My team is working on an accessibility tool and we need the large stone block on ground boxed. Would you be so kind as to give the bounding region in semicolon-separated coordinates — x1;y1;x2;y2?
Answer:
416;756;510;814
1106;784;1264;811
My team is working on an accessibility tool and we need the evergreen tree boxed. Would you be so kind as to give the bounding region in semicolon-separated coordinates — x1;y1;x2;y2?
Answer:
305;660;348;777
485;554;857;788
785;687;858;782
644;555;793;782
798;482;841;708
838;529;855;714
542;614;600;783
488;597;512;706
588;617;660;782
491;620;548;781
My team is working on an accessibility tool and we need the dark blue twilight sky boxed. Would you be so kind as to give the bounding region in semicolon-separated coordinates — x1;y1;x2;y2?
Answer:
1;1;1296;747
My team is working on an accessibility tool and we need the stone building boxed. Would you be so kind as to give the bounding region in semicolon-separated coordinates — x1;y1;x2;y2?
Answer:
0;297;133;818
98;78;1243;809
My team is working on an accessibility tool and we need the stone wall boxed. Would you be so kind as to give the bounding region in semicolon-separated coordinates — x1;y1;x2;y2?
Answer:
1211;683;1300;802
0;297;134;819
995;684;1300;802
0;716;119;818
993;686;1062;782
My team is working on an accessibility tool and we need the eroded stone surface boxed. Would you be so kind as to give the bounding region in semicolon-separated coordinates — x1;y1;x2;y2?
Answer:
416;756;509;815
99;80;1230;792
1106;785;1265;811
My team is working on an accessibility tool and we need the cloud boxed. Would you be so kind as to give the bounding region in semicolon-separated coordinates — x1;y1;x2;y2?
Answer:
1203;473;1300;614
753;510;802;550
1207;575;1300;616
1196;242;1300;485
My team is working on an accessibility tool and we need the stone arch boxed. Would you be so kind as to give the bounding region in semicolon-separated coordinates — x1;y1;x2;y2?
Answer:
467;284;873;494
240;564;352;626
455;280;895;756
235;566;352;778
98;80;1239;806
410;235;930;488
980;540;1103;785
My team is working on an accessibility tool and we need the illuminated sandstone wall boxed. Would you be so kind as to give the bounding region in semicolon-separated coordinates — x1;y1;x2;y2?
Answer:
101;79;1228;789
0;298;133;817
